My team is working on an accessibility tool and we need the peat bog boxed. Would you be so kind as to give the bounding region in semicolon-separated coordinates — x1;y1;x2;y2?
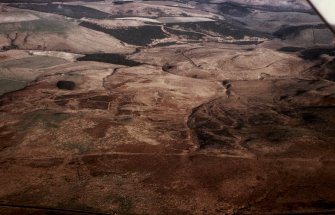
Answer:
77;53;142;66
167;21;271;40
57;81;76;90
299;48;335;60
8;3;112;19
80;22;167;46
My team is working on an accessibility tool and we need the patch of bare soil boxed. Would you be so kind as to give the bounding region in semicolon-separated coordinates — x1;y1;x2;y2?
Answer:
55;93;115;110
83;118;114;138
0;125;17;151
0;55;8;60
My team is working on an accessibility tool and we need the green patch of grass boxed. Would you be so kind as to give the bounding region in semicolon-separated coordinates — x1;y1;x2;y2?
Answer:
18;109;71;131
0;79;27;96
0;18;70;34
0;56;68;69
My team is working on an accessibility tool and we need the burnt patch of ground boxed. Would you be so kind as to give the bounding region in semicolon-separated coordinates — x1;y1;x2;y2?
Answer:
18;109;71;130
167;21;271;40
152;41;178;47
304;58;335;81
273;24;326;39
162;63;176;72
275;79;335;106
188;80;335;154
282;107;335;137
57;81;75;90
217;2;314;14
320;59;335;81
311;200;335;210
218;2;252;17
278;46;305;52
299;47;335;60
77;54;142;66
79;22;167;46
165;27;205;40
227;40;264;45
251;5;313;14
188;99;291;150
189;100;334;153
8;3;112;19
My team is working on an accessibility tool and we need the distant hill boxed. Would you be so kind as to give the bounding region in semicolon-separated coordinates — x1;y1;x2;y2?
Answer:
212;0;310;9
0;0;103;2
212;0;313;14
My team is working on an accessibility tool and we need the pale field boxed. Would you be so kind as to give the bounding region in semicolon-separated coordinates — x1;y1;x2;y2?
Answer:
0;11;39;24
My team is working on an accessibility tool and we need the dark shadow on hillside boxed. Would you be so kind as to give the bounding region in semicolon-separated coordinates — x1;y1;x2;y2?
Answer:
79;22;167;46
77;53;142;66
